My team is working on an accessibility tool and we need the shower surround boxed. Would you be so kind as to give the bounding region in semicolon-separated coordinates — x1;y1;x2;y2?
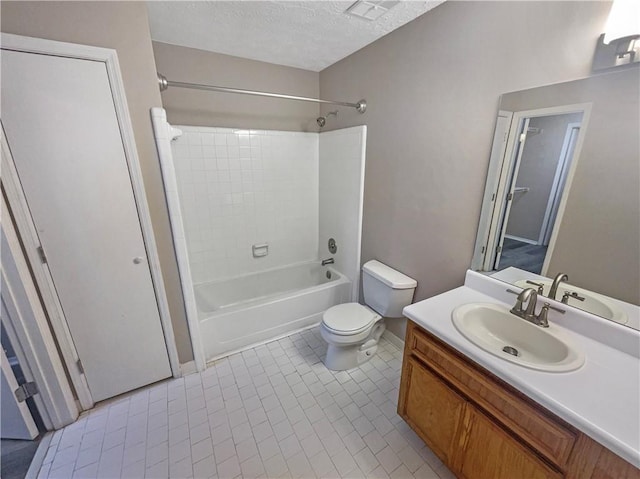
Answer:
173;127;319;283
152;108;366;367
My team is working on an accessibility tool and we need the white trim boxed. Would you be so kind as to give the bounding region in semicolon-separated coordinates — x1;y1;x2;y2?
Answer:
492;117;531;269
1;205;79;429
539;122;581;246
471;111;513;270
179;361;198;376
0;341;38;439
0;33;181;380
151;108;206;372
352;126;367;302
481;114;521;271
504;234;539;246
26;433;53;479
1;127;94;411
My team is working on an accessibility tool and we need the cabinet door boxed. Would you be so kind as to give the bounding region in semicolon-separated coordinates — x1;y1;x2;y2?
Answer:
459;406;562;479
566;434;640;479
402;358;467;465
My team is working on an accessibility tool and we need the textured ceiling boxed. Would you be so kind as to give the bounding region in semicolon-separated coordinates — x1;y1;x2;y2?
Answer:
147;1;445;72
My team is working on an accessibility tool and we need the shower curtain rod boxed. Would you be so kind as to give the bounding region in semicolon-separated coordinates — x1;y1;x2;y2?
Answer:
157;73;367;113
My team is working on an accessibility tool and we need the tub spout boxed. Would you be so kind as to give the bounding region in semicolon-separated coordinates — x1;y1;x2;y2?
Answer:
321;258;334;266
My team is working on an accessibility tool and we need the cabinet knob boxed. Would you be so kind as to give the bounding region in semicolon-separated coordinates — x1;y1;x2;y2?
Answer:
133;256;144;264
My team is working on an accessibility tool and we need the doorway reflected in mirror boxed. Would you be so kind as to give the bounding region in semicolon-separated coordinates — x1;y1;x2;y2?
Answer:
494;111;584;275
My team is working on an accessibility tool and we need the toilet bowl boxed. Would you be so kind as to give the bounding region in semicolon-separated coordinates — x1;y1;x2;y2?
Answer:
320;303;385;371
320;260;417;371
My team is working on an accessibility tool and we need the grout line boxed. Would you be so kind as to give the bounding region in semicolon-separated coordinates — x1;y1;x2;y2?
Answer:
38;328;431;479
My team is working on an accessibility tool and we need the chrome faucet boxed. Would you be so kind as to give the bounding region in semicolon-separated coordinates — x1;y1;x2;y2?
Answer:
561;291;585;305
510;288;539;321
548;273;569;300
525;280;545;295
534;303;554;328
509;287;565;328
321;258;334;266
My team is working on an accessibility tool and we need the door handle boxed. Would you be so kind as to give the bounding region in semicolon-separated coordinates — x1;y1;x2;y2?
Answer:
133;257;144;264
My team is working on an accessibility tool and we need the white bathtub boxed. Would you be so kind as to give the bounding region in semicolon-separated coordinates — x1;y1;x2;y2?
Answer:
195;261;351;362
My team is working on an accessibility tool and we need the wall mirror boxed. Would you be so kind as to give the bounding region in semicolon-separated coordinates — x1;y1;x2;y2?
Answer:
471;67;639;330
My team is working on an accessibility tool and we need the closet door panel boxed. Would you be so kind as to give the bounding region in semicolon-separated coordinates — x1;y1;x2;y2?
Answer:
2;49;171;401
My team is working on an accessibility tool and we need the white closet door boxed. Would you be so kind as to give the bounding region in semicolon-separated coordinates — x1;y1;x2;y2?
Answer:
1;50;171;401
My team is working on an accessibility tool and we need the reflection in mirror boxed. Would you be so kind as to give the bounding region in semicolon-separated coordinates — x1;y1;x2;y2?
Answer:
491;267;639;331
492;109;585;275
472;67;639;329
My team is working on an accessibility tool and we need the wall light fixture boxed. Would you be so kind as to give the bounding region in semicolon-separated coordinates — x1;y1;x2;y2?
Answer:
593;0;640;71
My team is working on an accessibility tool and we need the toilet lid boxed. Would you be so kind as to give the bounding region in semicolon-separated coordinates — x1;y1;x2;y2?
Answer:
323;303;377;334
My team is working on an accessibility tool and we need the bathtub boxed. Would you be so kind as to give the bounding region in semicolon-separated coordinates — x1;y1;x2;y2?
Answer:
195;261;351;362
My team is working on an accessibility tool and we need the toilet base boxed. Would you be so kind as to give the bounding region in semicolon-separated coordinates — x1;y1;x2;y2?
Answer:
323;322;385;371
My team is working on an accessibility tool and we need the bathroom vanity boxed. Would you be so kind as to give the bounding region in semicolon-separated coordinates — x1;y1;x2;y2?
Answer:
398;271;640;479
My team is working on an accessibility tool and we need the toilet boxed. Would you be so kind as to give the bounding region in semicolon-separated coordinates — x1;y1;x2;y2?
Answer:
320;260;417;371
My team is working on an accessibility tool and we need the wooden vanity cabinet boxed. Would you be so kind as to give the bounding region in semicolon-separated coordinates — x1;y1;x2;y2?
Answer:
398;320;640;479
458;405;562;479
403;357;466;465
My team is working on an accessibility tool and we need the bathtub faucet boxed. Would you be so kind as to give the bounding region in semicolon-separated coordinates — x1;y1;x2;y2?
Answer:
321;258;335;266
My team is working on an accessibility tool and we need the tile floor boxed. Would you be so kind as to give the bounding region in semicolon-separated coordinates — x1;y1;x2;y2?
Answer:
36;328;454;479
2;438;41;479
497;238;547;275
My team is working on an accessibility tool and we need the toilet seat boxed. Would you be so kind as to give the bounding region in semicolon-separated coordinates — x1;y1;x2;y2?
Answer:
322;303;379;335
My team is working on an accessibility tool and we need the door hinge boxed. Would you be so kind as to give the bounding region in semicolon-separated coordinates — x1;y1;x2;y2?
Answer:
490;193;496;202
519;133;527;143
497;246;503;253
14;382;38;402
481;246;486;254
507;192;514;201
76;359;85;375
37;246;47;264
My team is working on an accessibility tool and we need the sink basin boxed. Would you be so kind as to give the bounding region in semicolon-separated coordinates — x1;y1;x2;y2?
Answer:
514;280;628;325
452;303;585;372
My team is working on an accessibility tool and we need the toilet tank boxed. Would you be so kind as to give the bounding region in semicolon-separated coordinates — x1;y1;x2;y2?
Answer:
362;260;417;317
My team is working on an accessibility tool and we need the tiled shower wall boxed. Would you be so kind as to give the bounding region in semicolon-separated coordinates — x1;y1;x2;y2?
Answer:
172;127;319;284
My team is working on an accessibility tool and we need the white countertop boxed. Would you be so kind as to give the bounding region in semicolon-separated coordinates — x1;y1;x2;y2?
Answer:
403;270;640;468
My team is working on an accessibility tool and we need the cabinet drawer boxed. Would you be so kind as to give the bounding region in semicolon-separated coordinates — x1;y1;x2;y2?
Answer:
407;322;577;469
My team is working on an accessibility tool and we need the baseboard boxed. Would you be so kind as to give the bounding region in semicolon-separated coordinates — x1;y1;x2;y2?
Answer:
382;329;405;349
504;234;539;245
179;360;197;376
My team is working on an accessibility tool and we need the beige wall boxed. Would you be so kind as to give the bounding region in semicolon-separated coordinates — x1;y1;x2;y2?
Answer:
2;0;620;351
1;1;193;362
500;68;640;305
153;42;320;132
319;1;612;339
